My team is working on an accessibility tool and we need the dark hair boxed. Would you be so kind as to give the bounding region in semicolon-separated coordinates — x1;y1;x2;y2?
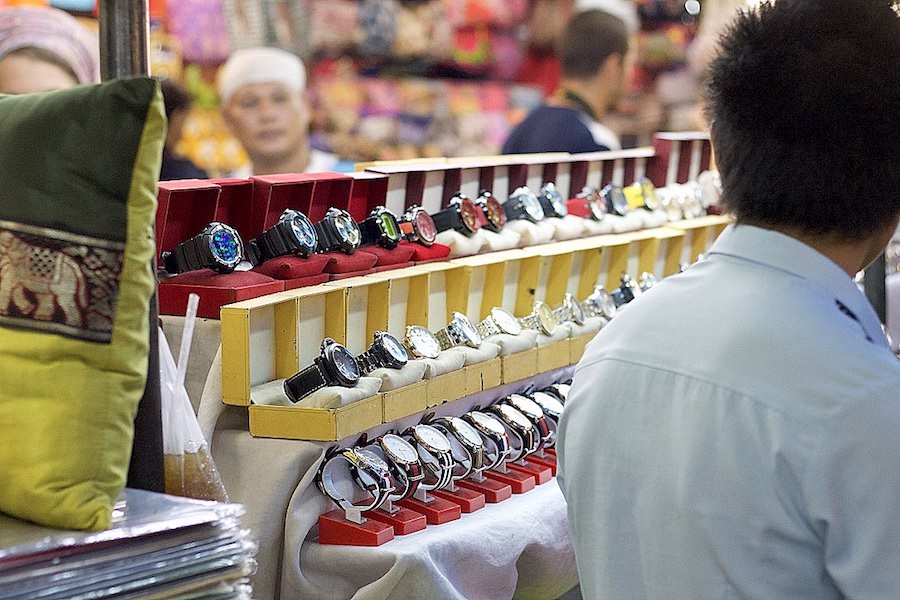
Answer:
159;77;192;119
558;9;629;80
705;0;900;240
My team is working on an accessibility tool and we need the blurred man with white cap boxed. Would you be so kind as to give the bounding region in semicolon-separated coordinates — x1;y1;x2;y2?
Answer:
217;47;337;176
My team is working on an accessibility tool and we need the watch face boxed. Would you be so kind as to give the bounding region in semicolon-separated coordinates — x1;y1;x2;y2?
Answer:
496;404;533;431
601;184;629;216
520;189;545;222
657;187;684;221
405;325;441;359
285;210;317;248
540;182;568;217
531;391;564;418
490;307;522;335
413;424;452;453
452;312;482;347
547;382;571;402
506;394;544;421
482;194;507;230
413;209;438;245
565;293;586;324
332;209;361;248
639;178;659;211
376;209;402;244
535;301;557;335
466;411;506;436
446;416;483;447
589;286;617;320
381;433;419;464
458;198;482;234
355;447;391;473
326;342;361;385
378;332;409;363
208;224;243;268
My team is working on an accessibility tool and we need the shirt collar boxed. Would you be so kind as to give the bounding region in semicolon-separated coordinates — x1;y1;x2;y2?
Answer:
707;224;888;347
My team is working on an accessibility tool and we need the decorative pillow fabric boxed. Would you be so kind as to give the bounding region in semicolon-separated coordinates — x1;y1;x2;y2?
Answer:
0;77;165;530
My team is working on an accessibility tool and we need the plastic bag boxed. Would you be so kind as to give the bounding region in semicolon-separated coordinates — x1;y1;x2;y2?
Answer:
160;294;229;502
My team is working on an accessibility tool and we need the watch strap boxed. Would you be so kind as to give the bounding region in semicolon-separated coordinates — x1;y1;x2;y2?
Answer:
359;216;384;247
314;219;339;253
431;206;460;234
163;233;206;274
355;349;379;375
476;316;502;339
316;451;386;514
434;327;456;351
284;361;329;403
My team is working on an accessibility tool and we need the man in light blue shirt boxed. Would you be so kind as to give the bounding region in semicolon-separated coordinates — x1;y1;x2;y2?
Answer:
557;1;900;598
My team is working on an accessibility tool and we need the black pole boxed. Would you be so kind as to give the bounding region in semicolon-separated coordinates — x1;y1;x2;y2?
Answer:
864;253;887;324
98;0;164;493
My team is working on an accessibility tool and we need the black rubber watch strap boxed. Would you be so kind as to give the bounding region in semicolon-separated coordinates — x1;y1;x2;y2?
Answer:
359;217;383;247
431;206;459;234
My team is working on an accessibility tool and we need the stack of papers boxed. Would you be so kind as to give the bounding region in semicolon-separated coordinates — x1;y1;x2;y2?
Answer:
0;489;256;599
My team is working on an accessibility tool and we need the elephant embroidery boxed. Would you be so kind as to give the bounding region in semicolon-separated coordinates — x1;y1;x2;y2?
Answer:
0;228;123;342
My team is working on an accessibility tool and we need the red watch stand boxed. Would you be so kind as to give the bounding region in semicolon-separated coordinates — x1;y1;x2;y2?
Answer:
396;488;462;525
431;481;486;514
456;475;513;504
317;508;395;547
362;500;427;536
484;466;536;495
525;451;558;477
507;458;553;485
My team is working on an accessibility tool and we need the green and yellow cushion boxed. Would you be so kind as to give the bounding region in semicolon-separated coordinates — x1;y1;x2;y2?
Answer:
0;77;165;530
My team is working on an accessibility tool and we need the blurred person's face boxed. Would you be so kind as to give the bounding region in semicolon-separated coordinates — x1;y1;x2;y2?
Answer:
221;82;309;165
0;52;78;94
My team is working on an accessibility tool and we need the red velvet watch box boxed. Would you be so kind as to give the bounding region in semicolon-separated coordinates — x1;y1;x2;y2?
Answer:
252;254;331;279
156;180;285;318
248;174;318;239
306;172;354;222
207;177;252;236
322;250;379;274
364;244;415;266
565;197;592;219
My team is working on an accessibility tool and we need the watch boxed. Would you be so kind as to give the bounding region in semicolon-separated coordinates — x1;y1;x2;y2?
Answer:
486;403;539;463
434;311;482;350
359;206;403;249
502;394;554;451
432;415;486;481
537;181;568;218
542;381;571;404
552;292;586;325
402;424;456;491
403;325;442;359
611;273;642;307
283;338;361;403
315;446;394;513
623;177;659;211
161;221;244;275
582;285;617;321
600;183;629;217
431;192;482;237
697;169;722;209
476;306;522;338
475;189;507;233
638;271;658;292
463;410;511;471
314;207;361;254
518;301;559;336
530;390;564;424
355;331;409;375
246;209;317;266
504;186;545;223
572;185;607;221
375;433;424;503
682;182;706;218
398;205;438;247
657;186;685;221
